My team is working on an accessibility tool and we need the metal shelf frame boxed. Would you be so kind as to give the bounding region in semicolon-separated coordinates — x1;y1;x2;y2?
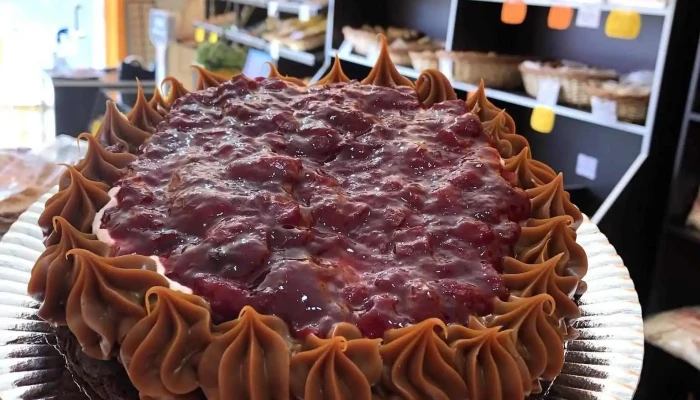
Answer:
315;0;677;223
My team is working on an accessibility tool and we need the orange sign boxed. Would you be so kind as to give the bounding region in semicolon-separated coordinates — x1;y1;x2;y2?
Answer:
548;6;574;30
502;0;527;25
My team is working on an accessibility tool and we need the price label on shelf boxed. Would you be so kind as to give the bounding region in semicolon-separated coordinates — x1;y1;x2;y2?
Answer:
605;10;642;39
536;78;561;107
575;4;603;29
548;6;574;30
501;0;527;25
298;4;311;22
337;40;353;57
438;58;454;81
268;1;280;17
194;27;206;43
269;40;280;60
531;78;560;134
208;32;219;44
591;96;618;124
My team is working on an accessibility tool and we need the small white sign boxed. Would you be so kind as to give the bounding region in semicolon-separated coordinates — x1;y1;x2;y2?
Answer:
438;58;454;80
576;153;598;181
267;1;279;17
591;96;618;124
536;78;561;107
367;46;380;64
298;4;311;22
269;40;280;60
575;4;603;29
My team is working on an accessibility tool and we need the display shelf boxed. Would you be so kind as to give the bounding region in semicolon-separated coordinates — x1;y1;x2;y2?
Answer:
468;0;669;16
689;112;700;123
334;49;647;136
223;0;326;16
194;21;323;66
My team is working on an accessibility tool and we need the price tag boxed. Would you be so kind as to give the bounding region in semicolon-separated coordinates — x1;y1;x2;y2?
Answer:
438;57;454;80
531;106;556;133
367;46;380;64
194;27;205;43
298;4;311;22
269;40;280;60
575;4;602;29
591;96;618;124
208;32;219;44
267;1;279;17
605;10;642;39
536;78;561;107
501;0;527;25
548;6;574;30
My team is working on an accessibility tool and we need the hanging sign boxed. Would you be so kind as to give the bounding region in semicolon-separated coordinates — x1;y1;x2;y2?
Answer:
438;57;454;81
548;6;574;30
298;4;311;22
194;27;205;43
591;96;618;124
208;32;219;44
501;0;527;25
605;9;642;39
531;78;560;134
268;1;280;17
269;40;281;60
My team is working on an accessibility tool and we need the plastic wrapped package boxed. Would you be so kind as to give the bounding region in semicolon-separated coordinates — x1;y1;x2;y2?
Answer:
0;135;83;236
645;307;700;371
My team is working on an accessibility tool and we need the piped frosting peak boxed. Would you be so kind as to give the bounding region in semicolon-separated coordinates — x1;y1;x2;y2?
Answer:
149;87;169;115
504;147;556;189
316;56;351;86
121;286;213;399
361;34;414;88
466;81;516;135
127;81;164;133
380;318;467;400
291;323;382;400
526;173;584;228
38;165;110;241
415;69;457;107
28;216;109;325
481;110;529;159
59;133;135;190
97;101;151;153
193;65;231;90
447;317;530;399
65;249;169;360
268;62;307;86
199;305;291;400
163;76;191;107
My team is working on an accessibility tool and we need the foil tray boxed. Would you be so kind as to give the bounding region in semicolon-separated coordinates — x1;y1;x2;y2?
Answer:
0;189;644;400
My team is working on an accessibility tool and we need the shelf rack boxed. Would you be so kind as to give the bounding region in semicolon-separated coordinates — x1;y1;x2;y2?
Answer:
223;0;327;16
193;21;323;66
318;0;677;223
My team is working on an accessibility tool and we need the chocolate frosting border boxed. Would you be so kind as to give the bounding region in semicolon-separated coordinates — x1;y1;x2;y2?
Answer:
31;33;588;400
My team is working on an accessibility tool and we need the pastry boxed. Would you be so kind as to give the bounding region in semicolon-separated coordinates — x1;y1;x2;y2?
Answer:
28;34;587;400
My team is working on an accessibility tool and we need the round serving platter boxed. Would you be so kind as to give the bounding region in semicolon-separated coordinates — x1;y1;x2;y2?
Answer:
0;188;644;400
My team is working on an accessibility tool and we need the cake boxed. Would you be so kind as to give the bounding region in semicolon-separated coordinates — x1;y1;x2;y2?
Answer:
27;35;588;400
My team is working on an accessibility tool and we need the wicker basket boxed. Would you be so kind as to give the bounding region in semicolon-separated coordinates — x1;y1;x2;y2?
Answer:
584;81;650;123
519;61;619;106
408;51;439;71
436;51;525;89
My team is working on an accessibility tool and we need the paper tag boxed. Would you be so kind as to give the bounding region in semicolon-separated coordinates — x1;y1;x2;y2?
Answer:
548;6;574;30
605;10;642;39
501;0;527;25
337;40;353;57
536;78;561;107
298;4;311;22
576;4;602;29
438;58;454;80
267;1;279;17
576;153;598;180
367;46;380;64
531;106;556;134
194;27;205;43
208;32;219;44
591;96;618;123
269;40;280;60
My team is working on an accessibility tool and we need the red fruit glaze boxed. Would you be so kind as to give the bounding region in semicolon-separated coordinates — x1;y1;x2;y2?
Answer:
101;76;530;338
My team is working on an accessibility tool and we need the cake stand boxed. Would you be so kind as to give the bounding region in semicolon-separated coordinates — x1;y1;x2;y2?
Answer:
0;189;644;400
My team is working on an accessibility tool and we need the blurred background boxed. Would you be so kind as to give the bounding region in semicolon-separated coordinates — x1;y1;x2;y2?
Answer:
1;0;700;398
